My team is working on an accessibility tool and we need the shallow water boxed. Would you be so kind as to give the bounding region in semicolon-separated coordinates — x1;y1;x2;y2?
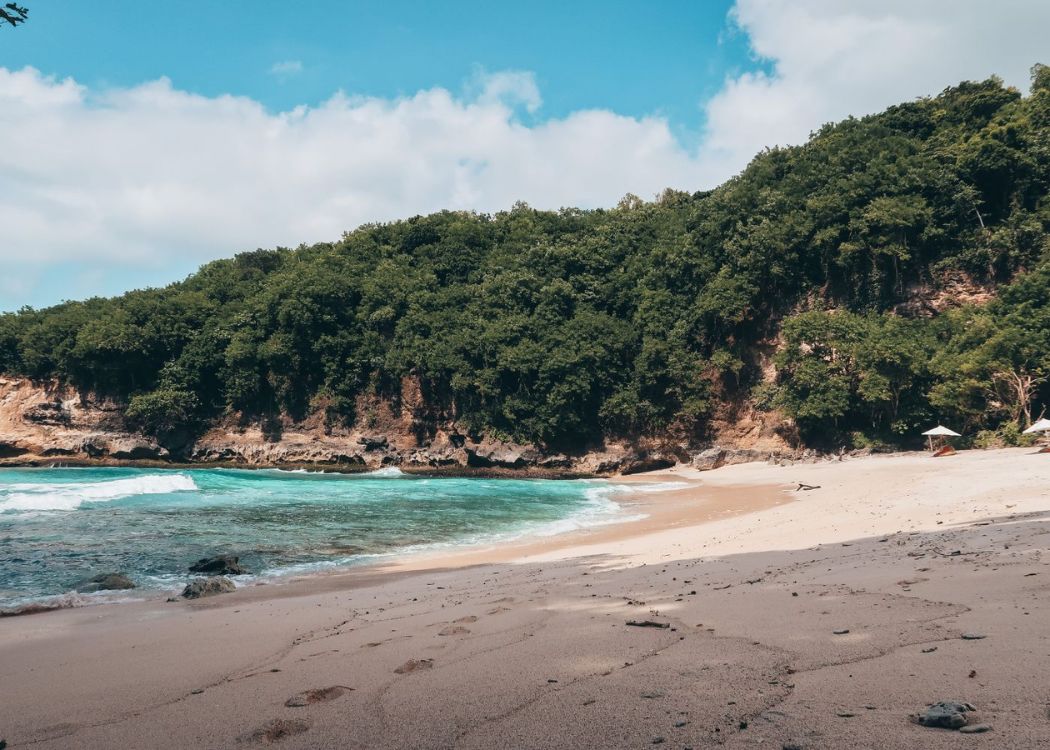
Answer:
0;466;629;607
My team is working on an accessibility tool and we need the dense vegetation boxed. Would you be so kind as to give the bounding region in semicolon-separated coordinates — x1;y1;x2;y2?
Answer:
2;69;1049;452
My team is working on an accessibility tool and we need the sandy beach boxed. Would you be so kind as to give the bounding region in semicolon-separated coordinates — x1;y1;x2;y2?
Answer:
2;447;1049;749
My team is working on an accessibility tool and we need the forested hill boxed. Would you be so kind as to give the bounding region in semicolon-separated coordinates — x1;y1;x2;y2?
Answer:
2;69;1049;456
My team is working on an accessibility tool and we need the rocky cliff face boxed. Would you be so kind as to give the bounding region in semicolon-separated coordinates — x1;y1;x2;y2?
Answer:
0;377;801;475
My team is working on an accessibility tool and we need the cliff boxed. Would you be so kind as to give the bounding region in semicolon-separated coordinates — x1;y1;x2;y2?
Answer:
0;376;796;475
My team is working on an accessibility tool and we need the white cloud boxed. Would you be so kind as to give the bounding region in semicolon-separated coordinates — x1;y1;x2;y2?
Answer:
0;67;709;281
269;59;304;78
698;0;1050;173
2;0;1049;307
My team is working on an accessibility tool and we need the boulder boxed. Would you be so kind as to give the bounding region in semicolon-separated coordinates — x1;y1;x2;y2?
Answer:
466;439;529;468
109;437;167;460
181;576;236;599
189;554;247;575
75;572;136;593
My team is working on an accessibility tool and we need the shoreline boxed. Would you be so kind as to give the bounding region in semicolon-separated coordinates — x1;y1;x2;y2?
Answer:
3;447;1050;748
0;465;787;616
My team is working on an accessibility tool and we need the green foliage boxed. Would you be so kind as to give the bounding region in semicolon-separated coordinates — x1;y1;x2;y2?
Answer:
126;387;200;439
1;72;1049;450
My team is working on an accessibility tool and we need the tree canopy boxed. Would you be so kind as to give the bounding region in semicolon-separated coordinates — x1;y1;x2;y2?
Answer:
2;70;1048;451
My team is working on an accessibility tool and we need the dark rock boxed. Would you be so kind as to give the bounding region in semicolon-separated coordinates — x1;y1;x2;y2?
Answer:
75;572;136;593
626;620;670;628
961;633;986;640
181;576;236;599
189;554;247;575
0;441;29;458
24;401;71;425
959;724;992;734
833;629;850;635
916;701;974;729
358;435;389;451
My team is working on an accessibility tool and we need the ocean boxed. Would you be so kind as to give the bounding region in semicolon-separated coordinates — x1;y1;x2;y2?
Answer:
0;466;634;608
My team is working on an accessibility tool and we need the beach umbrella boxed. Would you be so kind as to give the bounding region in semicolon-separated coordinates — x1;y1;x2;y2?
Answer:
1024;418;1050;451
1022;417;1050;435
922;425;961;451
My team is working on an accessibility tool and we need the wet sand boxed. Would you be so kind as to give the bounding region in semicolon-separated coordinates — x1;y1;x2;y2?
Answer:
1;447;1049;749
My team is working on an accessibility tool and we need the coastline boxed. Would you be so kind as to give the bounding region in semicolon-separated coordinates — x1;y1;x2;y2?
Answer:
3;447;1050;748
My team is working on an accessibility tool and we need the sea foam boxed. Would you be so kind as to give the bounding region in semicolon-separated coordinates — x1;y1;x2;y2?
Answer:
0;474;198;512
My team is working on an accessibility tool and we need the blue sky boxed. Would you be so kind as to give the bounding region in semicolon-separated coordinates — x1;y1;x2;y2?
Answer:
2;0;756;139
1;1;1047;311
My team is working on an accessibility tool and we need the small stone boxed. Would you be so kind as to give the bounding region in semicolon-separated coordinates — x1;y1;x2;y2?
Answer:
921;647;937;653
652;737;665;745
674;720;688;728
836;710;856;718
961;633;986;640
959;724;992;734
916;701;973;729
833;629;850;635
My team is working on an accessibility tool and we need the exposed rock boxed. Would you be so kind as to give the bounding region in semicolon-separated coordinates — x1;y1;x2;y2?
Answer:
692;447;726;471
358;435;389;451
23;401;71;425
916;701;974;729
466;438;528;468
75;572;136;593
180;576;236;599
189;554;247;575
691;446;782;471
0;441;28;459
108;437;167;460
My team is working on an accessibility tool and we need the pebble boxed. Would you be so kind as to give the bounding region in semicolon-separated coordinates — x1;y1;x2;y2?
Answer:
833;629;850;635
651;737;665;745
959;724;992;734
961;633;986;640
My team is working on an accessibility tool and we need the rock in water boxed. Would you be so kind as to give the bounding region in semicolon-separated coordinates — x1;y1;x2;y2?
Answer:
916;701;974;729
189;554;247;575
74;572;136;593
181;576;236;599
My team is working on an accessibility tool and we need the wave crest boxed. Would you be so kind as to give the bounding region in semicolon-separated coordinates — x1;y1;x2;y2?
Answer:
0;474;198;512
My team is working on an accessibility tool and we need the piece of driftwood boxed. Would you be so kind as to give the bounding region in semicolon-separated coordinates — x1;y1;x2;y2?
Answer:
796;483;821;491
626;620;670;629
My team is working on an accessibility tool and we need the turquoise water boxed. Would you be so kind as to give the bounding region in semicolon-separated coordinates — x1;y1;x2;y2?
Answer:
0;467;628;608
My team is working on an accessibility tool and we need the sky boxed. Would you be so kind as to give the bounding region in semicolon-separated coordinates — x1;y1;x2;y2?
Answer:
1;0;1048;311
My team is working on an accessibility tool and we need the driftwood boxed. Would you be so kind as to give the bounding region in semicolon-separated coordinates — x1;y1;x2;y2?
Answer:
796;483;821;491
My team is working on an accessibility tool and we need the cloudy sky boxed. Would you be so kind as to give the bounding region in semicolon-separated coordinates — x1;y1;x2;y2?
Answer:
1;0;1048;310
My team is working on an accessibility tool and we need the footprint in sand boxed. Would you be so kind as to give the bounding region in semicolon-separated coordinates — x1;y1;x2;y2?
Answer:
241;718;310;744
438;625;471;636
284;686;353;707
394;658;434;674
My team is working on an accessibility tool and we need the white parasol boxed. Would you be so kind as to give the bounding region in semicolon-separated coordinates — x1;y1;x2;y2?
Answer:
922;425;961;451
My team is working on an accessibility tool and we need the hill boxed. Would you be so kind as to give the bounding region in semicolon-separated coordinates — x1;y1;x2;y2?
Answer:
1;68;1048;470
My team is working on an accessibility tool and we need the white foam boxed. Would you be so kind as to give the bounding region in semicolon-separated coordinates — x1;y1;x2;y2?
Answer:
0;474;198;512
363;466;405;478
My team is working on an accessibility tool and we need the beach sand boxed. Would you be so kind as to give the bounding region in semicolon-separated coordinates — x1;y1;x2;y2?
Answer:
2;447;1049;749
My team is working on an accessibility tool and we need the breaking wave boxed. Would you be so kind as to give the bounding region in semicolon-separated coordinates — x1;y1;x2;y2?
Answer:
0;474;198;512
